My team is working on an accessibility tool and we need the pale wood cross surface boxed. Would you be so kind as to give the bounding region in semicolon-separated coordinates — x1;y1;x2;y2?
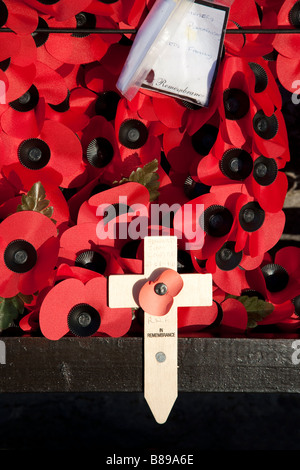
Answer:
108;236;212;424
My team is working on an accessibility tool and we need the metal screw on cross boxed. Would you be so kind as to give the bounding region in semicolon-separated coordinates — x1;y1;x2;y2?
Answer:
108;236;212;424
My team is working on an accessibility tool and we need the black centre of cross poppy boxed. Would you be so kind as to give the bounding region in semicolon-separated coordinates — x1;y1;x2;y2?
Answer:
98;0;119;3
72;12;96;38
223;88;250;120
18;138;51;170
239;201;265;232
289;1;300;28
253;155;278;186
119;119;148;149
32;17;49;47
95;91;121;121
183;175;211;200
67;303;101;337
86;137;114;168
248;62;268;93
261;263;289;293
220;148;253;181
191;124;219;156
9;85;39;112
154;283;168;296
0;1;8;28
4;239;37;273
75;250;107;275
215;241;243;271
200;205;233;238
253;110;278;140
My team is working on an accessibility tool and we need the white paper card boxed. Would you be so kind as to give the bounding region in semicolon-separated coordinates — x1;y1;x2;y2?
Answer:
142;1;228;107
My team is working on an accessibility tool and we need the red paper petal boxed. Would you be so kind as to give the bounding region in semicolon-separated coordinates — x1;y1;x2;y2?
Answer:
5;0;38;34
220;298;248;333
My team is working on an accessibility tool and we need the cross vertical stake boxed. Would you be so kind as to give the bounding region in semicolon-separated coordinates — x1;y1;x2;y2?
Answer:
108;236;212;424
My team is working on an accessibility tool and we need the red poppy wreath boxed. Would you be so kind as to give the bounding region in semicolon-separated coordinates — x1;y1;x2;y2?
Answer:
0;0;298;339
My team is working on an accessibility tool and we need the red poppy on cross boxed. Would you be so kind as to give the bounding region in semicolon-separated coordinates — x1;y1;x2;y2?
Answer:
108;236;212;424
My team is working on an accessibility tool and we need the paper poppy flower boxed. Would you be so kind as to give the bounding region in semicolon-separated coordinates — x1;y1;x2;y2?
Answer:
1;61;69;139
204;240;264;297
79;115;122;183
0;119;86;189
258;246;300;305
0;210;59;298
216;297;249;334
114;98;161;178
39;276;133;340
138;269;183;316
234;189;286;258
250;103;289;160
174;184;241;259
57;220;141;277
219;55;283;149
162;113;219;177
197;135;289;214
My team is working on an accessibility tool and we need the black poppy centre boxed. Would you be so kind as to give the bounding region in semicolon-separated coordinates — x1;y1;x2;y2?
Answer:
200;205;233;238
289;1;300;28
220;148;253;181
215;241;243;271
18;139;51;170
253;155;278;186
67;303;101;337
253;110;278;140
4;239;37;273
239;201;265;232
119;119;148;149
223;88;250;120
9;85;39;113
261;263;289;293
72;12;96;38
75;250;107;275
86;137;114;168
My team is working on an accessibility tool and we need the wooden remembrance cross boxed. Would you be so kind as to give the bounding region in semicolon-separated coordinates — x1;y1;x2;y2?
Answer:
108;236;212;424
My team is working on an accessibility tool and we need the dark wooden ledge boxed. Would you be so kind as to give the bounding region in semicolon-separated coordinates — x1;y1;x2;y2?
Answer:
0;334;300;393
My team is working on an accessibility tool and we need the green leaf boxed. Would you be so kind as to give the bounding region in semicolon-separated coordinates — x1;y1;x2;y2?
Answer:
17;181;56;224
227;294;274;328
114;159;161;202
0;296;24;331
